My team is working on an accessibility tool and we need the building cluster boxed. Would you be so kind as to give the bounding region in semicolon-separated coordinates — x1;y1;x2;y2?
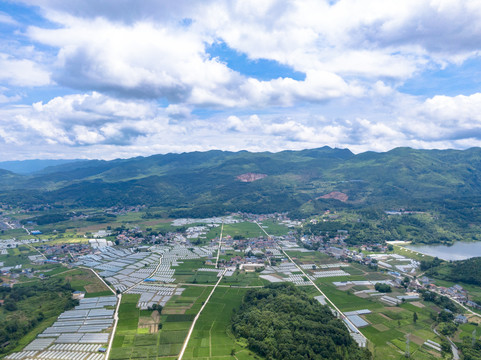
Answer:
300;232;349;250
0;237;50;252
0;216;21;231
105;205;145;216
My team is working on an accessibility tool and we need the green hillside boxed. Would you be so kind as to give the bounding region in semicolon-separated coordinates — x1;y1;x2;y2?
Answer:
1;147;481;220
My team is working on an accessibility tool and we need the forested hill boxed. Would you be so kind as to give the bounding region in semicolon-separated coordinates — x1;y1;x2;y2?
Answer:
1;146;481;217
231;283;371;359
426;257;481;286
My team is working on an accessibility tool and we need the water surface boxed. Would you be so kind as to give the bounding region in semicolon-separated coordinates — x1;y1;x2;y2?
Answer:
405;241;481;261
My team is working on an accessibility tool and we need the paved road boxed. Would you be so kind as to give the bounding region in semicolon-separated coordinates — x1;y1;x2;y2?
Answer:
432;325;460;360
105;293;122;360
178;269;227;360
254;221;368;346
176;283;264;288
24;242;47;260
178;219;228;359
215;221;224;268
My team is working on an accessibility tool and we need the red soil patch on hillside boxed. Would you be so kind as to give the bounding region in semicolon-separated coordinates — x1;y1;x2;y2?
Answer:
236;173;268;182
317;191;348;202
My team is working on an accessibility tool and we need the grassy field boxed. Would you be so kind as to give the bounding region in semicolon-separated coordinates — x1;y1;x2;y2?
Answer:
0;228;30;239
183;287;259;360
454;321;481;346
282;250;333;263
257;220;290;236
205;222;266;240
0;245;38;266
220;271;269;287
54;267;113;297
110;286;211;360
173;259;220;284
204;220;288;241
393;245;435;263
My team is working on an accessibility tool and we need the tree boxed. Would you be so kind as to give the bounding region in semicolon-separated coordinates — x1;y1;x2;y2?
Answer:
439;322;457;336
231;283;371;360
4;299;17;311
438;310;454;323
375;283;392;293
441;340;451;355
413;312;418;324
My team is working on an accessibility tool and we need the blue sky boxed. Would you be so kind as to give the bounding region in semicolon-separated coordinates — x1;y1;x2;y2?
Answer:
1;0;481;160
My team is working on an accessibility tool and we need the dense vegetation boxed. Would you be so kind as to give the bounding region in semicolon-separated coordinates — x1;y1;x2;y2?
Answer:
303;209;473;245
231;283;371;360
459;338;481;360
419;290;458;313
374;283;391;293
425;257;481;286
0;278;77;354
3;147;481;243
20;213;70;225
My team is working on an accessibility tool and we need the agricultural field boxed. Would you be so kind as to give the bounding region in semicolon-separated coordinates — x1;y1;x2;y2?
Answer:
362;302;444;359
54;267;114;297
0;228;30;239
110;286;211;360
283;249;334;263
172;259;219;284
205;220;289;241
454;321;481;344
183;287;256;360
283;250;449;359
257;220;291;236
205;222;265;240
220;271;269;287
313;278;447;359
0;246;38;266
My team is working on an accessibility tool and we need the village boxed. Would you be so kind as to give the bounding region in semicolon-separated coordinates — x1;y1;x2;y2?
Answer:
1;212;479;315
2;210;481;360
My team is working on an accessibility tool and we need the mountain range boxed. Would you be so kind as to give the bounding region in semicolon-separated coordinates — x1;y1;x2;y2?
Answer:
1;147;481;218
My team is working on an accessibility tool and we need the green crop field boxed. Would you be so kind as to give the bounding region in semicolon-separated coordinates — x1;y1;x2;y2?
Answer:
300;258;446;360
205;221;266;240
53;268;113;297
361;301;443;360
0;246;37;266
282;250;332;263
318;284;384;312
173;260;223;284
110;286;211;360
257;220;290;236
183;287;255;359
221;271;269;287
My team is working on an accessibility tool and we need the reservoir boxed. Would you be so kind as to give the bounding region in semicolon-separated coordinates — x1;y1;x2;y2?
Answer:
405;241;481;261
